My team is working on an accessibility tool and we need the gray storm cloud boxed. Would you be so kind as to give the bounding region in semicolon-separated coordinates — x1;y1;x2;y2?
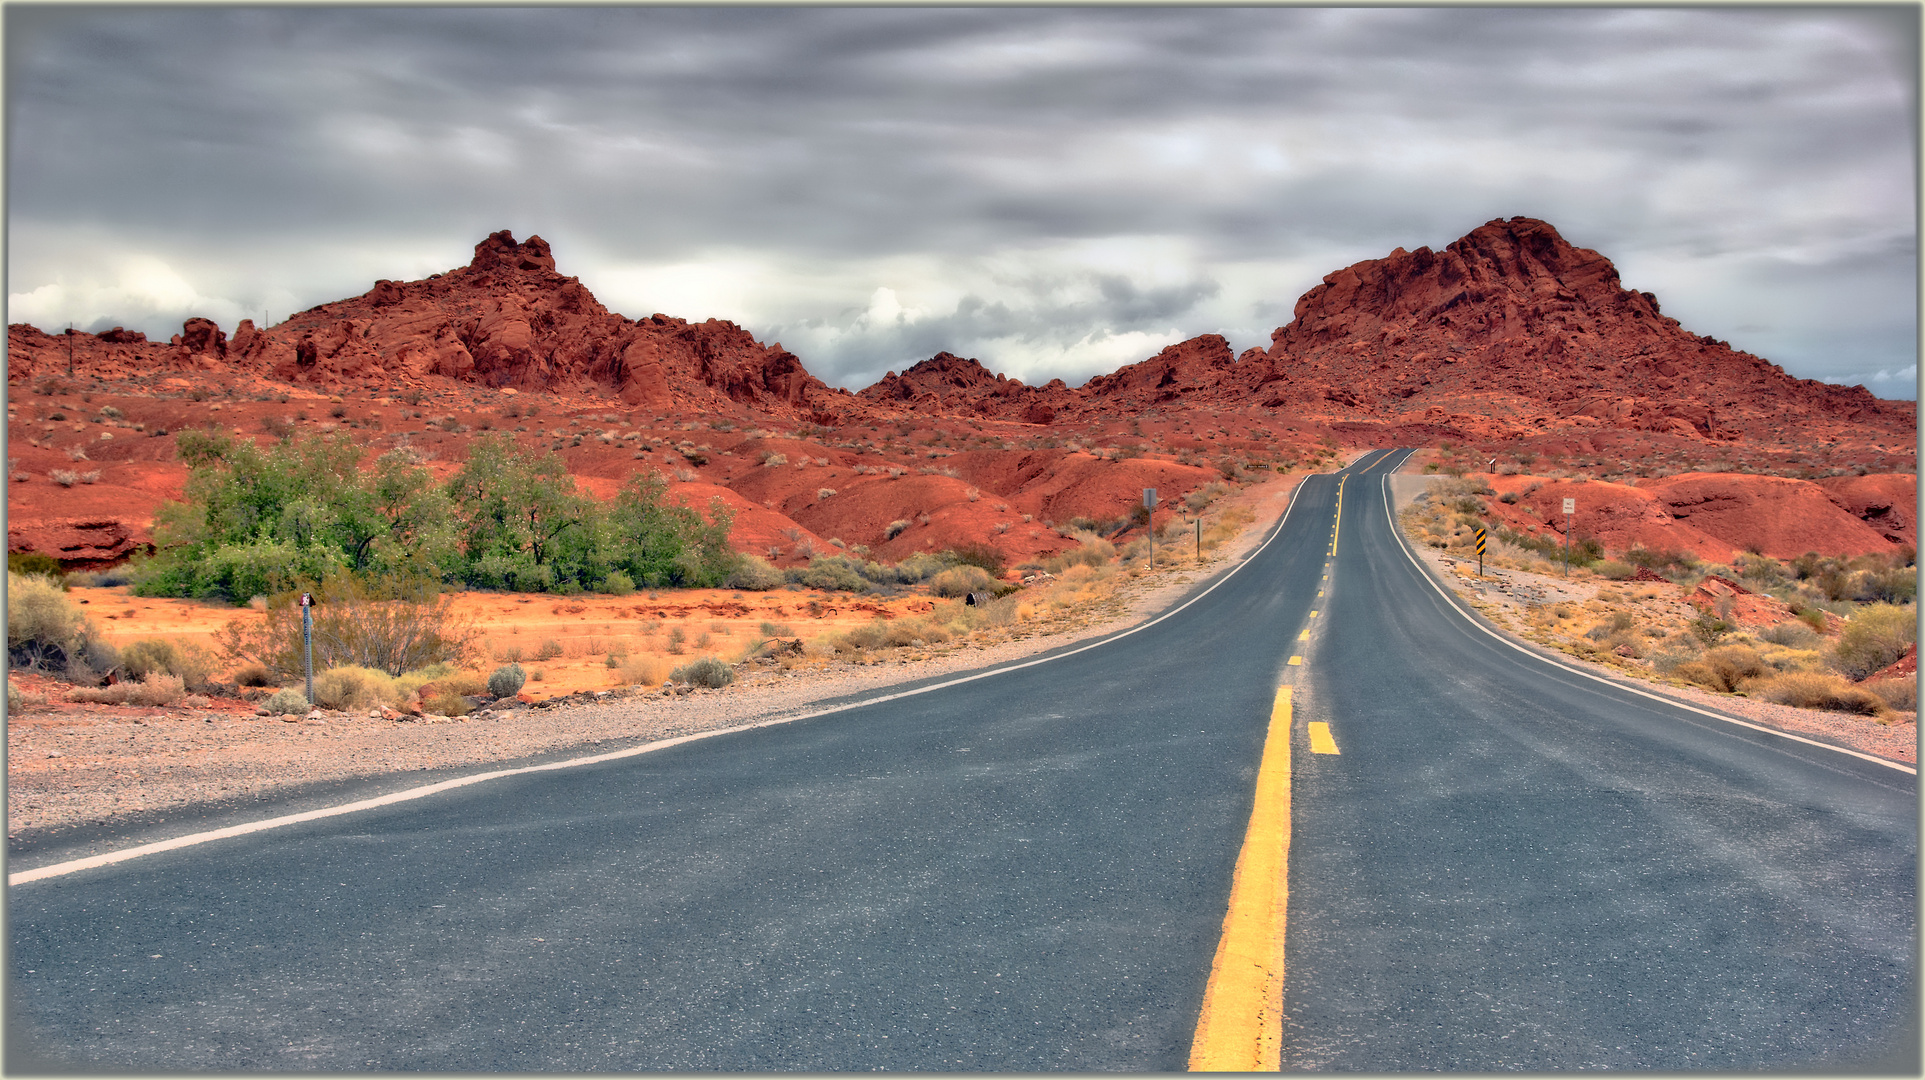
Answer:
6;6;1915;396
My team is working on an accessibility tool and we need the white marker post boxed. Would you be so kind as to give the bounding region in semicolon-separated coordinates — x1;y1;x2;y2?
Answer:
1562;497;1576;576
1144;488;1158;564
301;592;315;704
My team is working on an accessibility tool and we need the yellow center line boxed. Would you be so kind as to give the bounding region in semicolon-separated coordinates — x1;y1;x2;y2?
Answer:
1332;478;1344;554
1288;655;1303;666
1298;629;1310;641
1189;687;1292;1071
1308;722;1340;755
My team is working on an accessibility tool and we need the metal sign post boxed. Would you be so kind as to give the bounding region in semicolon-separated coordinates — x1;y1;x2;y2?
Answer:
1143;488;1157;564
1562;497;1575;577
301;592;315;704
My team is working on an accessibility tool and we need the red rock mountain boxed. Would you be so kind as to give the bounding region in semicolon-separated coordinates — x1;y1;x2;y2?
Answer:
1253;217;1912;442
8;231;851;423
8;218;1912;451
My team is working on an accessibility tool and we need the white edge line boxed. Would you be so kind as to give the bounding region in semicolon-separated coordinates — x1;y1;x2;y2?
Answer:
1378;464;1916;777
13;462;1363;886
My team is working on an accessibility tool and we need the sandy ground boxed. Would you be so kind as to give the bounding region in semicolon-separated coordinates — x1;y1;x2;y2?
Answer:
9;460;1910;850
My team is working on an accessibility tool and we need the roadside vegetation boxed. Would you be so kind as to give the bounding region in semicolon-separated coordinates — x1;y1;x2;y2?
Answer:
10;442;1279;714
1401;476;1917;723
131;430;738;600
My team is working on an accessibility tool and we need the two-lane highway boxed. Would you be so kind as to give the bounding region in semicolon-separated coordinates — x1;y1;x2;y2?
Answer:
8;449;1913;1071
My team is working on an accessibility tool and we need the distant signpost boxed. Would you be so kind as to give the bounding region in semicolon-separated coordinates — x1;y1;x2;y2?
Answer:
1144;488;1157;563
1562;498;1575;576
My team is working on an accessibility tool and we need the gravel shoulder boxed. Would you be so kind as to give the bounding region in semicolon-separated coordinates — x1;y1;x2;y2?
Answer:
1386;472;1917;771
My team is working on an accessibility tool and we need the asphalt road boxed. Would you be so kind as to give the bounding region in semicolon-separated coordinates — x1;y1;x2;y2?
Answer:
1283;460;1917;1070
8;449;1914;1071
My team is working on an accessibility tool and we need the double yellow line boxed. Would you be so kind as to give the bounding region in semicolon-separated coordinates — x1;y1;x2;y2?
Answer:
1188;686;1294;1071
1190;475;1350;1070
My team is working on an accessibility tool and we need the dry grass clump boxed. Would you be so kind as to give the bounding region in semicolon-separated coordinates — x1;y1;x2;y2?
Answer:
831;616;953;654
617;654;676;687
1863;677;1917;712
1755;671;1886;717
1668;645;1768;694
1042;534;1115;574
417;670;486;716
119;638;221;690
68;673;186;707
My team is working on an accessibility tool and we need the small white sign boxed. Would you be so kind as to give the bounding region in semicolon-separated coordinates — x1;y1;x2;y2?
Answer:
1563;497;1576;515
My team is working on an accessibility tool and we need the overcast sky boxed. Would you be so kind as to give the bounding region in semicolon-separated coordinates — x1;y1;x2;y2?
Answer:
7;6;1917;399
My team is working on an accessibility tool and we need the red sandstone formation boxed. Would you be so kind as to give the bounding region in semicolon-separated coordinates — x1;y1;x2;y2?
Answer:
1685;574;1798;628
1638;473;1900;561
1250;217;1914;446
9;232;853;424
7;221;1915;574
856;352;1072;424
1814;474;1918;549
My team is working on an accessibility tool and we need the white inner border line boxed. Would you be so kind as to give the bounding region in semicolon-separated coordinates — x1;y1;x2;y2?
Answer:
1377;455;1915;777
13;457;1397;886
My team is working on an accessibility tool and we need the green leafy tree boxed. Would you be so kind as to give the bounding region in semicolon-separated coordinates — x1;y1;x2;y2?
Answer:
136;431;453;600
445;436;593;589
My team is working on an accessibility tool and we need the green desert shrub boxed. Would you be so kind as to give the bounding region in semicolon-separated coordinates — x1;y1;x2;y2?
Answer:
789;555;870;592
7;570;89;670
928;565;996;599
671;656;734;689
725;554;786;590
1832;604;1916;680
488;663;527;698
262;687;310;715
1759;622;1823;649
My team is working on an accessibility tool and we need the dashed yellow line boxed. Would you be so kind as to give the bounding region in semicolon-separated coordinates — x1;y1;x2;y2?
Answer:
1308;722;1340;755
1189;687;1293;1071
1288;655;1303;666
1298;629;1310;641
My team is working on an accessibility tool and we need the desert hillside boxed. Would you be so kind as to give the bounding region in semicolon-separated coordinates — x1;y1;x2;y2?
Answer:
7;219;1914;576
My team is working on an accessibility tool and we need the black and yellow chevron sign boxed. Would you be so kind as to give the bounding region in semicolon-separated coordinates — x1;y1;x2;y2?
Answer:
1475;527;1487;555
